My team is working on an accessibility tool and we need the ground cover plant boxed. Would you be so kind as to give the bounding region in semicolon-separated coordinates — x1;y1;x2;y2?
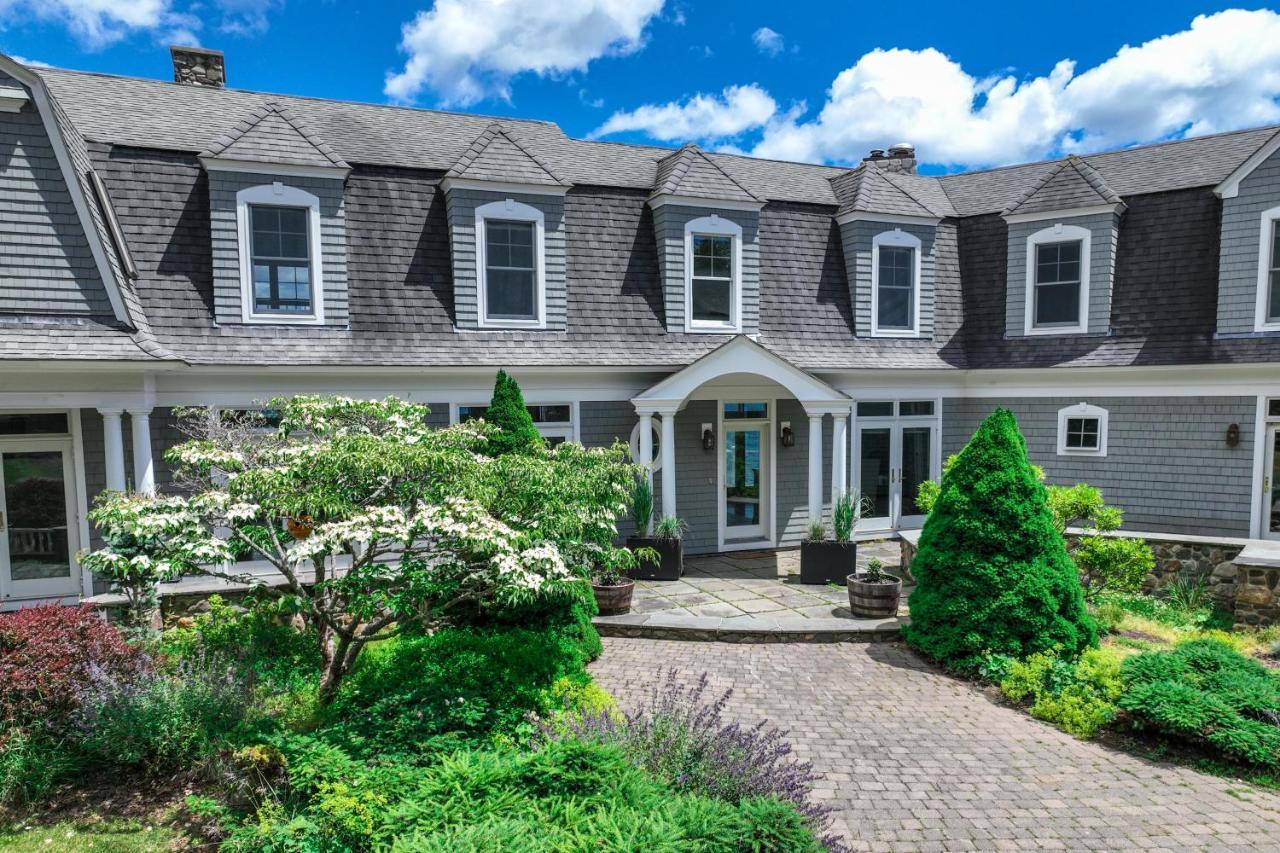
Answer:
905;407;1096;671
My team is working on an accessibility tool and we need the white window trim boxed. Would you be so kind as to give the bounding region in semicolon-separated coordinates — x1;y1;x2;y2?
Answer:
870;229;923;338
475;198;546;329
684;215;742;333
451;400;575;442
1253;204;1280;332
236;183;326;325
1057;402;1108;457
1024;223;1090;336
629;420;662;471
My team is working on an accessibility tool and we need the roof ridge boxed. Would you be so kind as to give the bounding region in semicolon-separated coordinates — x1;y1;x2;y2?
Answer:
199;101;349;168
1065;155;1122;205
261;100;349;168
651;143;762;202
689;146;763;202
877;169;942;216
1000;154;1124;215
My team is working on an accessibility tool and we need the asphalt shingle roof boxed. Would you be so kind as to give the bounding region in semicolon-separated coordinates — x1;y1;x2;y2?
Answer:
652;144;762;203
200;101;349;169
1001;155;1123;216
444;122;568;186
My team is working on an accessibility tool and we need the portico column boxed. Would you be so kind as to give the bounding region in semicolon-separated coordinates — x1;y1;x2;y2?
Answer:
98;408;126;491
831;409;848;504
638;412;654;534
660;411;677;520
808;413;824;524
128;408;155;496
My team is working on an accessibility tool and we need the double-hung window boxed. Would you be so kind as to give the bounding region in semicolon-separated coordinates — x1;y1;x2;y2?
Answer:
249;205;312;315
1025;223;1090;335
475;199;545;328
1267;218;1280;324
871;229;922;336
1034;241;1082;328
691;234;733;325
484;219;537;321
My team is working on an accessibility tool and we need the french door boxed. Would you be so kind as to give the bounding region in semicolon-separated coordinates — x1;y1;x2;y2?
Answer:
0;438;81;601
856;419;937;532
1263;425;1280;541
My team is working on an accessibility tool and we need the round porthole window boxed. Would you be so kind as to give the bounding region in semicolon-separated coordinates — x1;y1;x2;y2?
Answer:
629;421;662;471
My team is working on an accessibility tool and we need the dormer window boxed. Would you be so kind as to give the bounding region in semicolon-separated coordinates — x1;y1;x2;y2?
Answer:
1025;224;1091;335
1258;207;1280;331
236;183;325;324
249;205;312;314
871;229;922;336
475;199;546;329
684;215;742;332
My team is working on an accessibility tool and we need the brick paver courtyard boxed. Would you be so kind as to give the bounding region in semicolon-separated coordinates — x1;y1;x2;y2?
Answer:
590;638;1280;851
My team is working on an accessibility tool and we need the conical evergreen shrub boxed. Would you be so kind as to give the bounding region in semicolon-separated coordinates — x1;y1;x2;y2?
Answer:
904;407;1095;670
484;369;544;456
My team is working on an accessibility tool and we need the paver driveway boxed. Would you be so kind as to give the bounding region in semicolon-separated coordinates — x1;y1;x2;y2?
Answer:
590;638;1280;852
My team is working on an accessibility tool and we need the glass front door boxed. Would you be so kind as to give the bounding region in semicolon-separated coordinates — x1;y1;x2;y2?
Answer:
856;418;937;532
1265;426;1280;541
724;423;766;540
0;440;80;601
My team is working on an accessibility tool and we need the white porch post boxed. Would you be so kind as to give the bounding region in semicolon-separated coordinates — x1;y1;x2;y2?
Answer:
638;412;654;534
808;413;824;524
129;408;155;496
660;410;677;520
98;408;126;491
831;408;848;504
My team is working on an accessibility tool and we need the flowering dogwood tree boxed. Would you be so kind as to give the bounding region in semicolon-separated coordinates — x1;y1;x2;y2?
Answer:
80;396;639;703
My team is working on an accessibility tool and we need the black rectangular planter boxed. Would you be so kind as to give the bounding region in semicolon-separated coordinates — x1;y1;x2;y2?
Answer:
626;536;684;580
799;540;857;585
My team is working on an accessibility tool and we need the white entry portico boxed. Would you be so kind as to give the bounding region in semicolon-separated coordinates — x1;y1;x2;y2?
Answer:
631;336;853;551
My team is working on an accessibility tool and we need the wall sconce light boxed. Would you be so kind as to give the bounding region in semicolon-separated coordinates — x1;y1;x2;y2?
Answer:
701;423;715;451
780;421;795;447
1226;423;1241;447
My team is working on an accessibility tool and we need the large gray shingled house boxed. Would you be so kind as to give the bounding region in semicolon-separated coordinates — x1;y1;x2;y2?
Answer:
3;46;1280;606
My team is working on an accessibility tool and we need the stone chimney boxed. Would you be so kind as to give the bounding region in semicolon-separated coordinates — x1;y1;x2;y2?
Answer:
862;142;917;175
170;46;225;88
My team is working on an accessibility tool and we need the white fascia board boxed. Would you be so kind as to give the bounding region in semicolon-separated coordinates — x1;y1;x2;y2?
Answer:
439;177;569;197
835;211;940;227
0;85;29;112
1215;129;1280;200
199;156;351;181
647;193;764;212
1002;203;1124;225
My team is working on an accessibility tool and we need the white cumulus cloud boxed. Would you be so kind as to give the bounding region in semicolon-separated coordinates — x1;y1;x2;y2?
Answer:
0;0;182;48
596;9;1280;170
385;0;666;106
752;26;783;57
590;84;778;142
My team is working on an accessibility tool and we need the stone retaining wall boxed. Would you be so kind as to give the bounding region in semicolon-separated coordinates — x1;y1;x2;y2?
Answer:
898;529;1277;627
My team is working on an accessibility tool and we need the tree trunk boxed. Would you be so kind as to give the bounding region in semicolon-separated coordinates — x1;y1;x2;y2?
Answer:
316;624;354;706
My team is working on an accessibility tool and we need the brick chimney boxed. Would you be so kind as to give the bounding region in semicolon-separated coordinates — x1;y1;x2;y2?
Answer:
862;142;917;175
170;46;225;88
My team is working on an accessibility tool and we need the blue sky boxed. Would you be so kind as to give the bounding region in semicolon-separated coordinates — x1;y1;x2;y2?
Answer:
3;1;1279;171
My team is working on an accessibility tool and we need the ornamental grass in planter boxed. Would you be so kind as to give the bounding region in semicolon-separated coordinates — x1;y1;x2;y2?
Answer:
799;491;861;585
847;557;903;618
625;476;685;582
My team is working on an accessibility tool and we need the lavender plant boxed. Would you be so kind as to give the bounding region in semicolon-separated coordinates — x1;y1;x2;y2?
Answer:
542;669;847;851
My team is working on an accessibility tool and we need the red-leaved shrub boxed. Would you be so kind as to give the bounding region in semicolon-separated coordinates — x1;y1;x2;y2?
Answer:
0;605;145;733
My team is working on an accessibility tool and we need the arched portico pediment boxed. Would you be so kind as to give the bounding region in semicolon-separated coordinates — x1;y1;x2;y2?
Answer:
631;335;851;416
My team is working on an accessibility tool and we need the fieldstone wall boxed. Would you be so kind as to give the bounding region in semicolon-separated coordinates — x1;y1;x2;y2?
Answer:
899;528;1280;627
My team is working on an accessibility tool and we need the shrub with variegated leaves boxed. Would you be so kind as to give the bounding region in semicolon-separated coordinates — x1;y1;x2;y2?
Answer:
80;393;641;704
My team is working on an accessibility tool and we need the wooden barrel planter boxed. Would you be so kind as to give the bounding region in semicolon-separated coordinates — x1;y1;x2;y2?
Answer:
592;579;635;615
846;573;902;618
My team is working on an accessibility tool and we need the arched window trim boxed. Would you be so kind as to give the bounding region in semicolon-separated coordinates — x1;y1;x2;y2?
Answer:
683;214;743;333
1024;222;1091;336
870;228;923;337
475;198;547;329
236;182;325;324
1057;402;1108;456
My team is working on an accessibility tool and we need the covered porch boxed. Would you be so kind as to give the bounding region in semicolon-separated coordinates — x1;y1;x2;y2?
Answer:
630;336;855;554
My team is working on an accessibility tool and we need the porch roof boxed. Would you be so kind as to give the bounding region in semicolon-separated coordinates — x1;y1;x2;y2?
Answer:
630;335;852;416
